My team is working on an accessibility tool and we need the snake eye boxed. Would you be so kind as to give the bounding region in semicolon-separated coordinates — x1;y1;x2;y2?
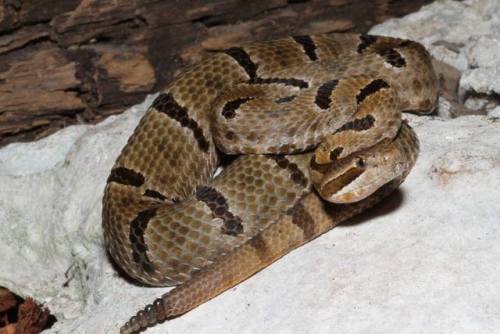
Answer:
356;158;366;168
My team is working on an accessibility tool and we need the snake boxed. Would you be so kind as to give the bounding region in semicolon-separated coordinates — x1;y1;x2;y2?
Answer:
101;33;438;333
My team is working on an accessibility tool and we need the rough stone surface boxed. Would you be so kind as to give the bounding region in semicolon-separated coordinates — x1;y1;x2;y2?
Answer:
2;1;500;333
371;0;500;115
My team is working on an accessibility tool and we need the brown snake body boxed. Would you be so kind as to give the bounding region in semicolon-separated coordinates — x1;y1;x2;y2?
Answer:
102;33;438;333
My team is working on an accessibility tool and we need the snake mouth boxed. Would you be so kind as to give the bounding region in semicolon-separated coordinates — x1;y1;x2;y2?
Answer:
320;166;365;200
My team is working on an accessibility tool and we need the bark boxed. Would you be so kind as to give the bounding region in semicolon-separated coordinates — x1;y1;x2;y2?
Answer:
0;0;434;147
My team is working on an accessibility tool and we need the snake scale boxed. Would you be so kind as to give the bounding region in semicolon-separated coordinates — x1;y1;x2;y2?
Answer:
102;33;438;333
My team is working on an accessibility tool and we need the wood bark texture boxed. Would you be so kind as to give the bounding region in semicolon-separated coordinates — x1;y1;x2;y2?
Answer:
0;0;434;147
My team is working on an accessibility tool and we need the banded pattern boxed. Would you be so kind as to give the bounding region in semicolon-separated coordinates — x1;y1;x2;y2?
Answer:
376;48;407;68
357;34;378;53
143;189;167;201
338;114;376;132
222;98;253;119
223;46;310;89
292;35;318;61
108;167;144;187
129;208;158;273
102;33;439;334
223;47;258;79
315;79;340;110
252;77;309;88
195;186;244;236
268;155;309;188
356;79;390;105
152;93;210;152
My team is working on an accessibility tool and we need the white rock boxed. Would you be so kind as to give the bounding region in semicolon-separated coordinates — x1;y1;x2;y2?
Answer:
488;106;500;118
461;66;500;96
371;0;500;97
464;36;500;69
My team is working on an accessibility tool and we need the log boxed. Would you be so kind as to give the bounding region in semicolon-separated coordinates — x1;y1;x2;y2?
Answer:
0;0;434;147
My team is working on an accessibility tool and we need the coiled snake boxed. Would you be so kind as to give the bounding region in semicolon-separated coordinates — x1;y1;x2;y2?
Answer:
102;33;438;333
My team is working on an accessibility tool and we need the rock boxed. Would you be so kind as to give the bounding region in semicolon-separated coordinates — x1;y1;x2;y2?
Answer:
371;0;500;116
488;106;500;118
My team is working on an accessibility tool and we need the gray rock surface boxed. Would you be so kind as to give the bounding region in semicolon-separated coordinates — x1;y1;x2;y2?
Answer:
371;0;500;114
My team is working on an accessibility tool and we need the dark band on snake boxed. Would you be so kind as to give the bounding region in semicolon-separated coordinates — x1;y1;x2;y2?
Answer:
130;208;158;272
315;79;340;109
252;77;309;89
223;47;308;88
376;48;406;68
195;186;244;236
288;202;316;239
143;189;167;201
108;167;145;187
357;34;378;53
248;233;270;262
398;40;414;48
152;93;210;152
292;35;318;61
268;155;308;188
356;79;390;105
222;98;253;119
338;114;376;132
224;47;258;80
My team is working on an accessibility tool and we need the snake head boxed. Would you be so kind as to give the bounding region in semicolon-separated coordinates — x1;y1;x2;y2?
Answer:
310;138;408;204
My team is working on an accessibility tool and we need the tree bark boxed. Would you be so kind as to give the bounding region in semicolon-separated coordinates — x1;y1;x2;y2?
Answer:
0;0;434;147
